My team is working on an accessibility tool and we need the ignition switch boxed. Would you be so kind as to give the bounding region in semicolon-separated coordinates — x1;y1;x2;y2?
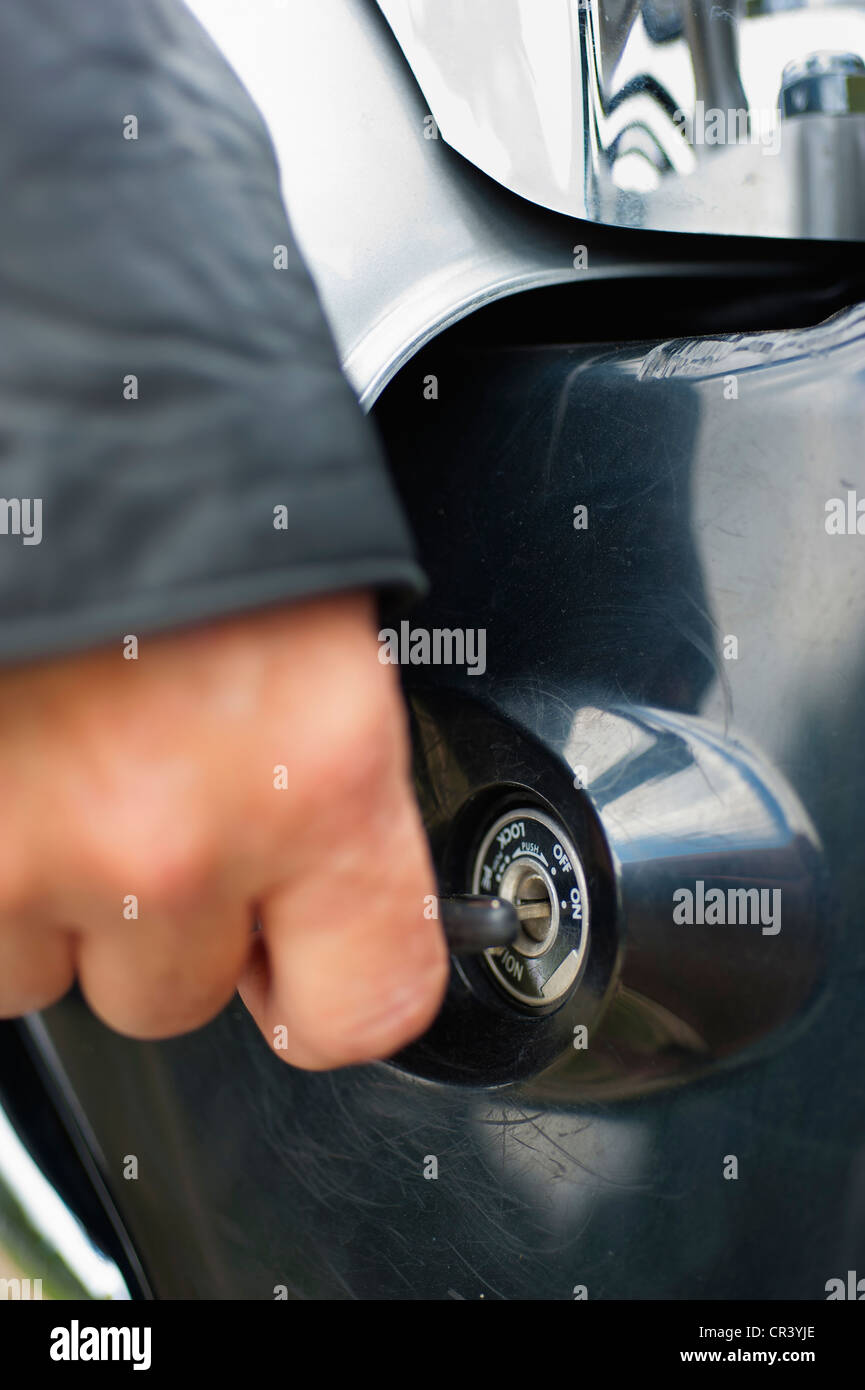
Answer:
472;808;590;1008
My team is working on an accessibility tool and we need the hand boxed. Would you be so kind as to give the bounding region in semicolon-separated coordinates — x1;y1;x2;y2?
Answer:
0;593;448;1069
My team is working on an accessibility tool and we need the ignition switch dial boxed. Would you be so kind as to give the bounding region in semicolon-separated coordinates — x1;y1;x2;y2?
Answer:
472;807;589;1008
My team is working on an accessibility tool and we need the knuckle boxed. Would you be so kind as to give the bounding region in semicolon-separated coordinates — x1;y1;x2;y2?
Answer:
287;942;448;1071
135;846;212;915
344;677;408;792
336;680;404;783
126;989;228;1039
0;931;75;1017
91;821;214;915
301;687;408;830
0;838;38;916
318;980;445;1069
85;960;235;1040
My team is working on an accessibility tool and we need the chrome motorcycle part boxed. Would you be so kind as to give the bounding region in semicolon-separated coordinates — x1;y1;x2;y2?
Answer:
184;0;859;415
378;0;865;240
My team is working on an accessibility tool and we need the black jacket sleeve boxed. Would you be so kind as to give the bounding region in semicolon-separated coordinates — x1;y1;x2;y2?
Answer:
0;0;426;661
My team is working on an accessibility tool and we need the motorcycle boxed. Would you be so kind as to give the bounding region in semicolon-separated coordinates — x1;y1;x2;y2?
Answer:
2;0;865;1306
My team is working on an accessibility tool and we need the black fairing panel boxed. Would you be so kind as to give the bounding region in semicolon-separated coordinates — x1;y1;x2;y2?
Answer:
20;291;865;1300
